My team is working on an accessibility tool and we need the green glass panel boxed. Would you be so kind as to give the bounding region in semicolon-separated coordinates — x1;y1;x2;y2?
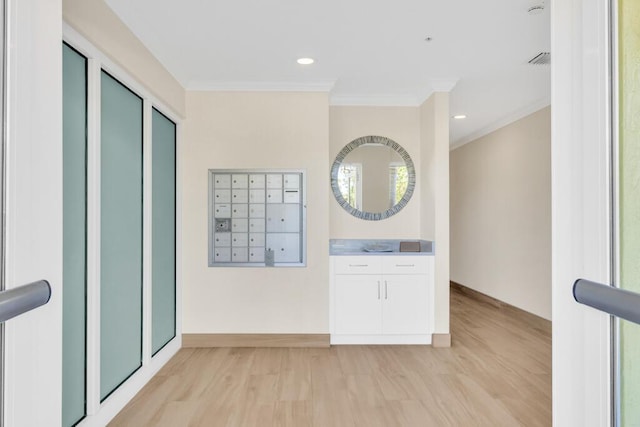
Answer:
100;71;143;400
62;43;87;427
151;108;176;355
619;0;640;424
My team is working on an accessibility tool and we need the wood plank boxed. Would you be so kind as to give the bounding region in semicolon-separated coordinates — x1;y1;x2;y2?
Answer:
109;286;551;426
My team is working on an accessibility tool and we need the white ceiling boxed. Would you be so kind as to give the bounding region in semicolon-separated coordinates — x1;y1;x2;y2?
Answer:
104;0;550;146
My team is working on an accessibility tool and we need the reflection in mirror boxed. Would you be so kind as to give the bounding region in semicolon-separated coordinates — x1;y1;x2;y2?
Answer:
331;135;415;221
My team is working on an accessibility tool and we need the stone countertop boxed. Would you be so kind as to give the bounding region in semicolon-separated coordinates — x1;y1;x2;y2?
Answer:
329;239;434;256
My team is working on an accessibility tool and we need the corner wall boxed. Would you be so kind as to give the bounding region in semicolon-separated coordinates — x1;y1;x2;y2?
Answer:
420;92;450;334
450;106;551;320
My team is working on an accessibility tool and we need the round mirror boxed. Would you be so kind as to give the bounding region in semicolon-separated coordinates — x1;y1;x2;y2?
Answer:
331;135;416;220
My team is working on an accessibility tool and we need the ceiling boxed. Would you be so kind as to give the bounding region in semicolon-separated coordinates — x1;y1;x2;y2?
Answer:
104;0;550;146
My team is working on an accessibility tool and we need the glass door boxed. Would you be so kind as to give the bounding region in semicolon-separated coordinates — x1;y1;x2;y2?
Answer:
617;0;640;424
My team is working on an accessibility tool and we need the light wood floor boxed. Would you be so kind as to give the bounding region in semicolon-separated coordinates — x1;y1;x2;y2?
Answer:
109;286;551;426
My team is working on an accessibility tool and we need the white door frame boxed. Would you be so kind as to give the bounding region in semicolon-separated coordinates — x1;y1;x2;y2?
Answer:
551;0;613;425
3;0;63;425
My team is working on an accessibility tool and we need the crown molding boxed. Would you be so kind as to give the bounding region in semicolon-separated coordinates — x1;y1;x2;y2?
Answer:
187;80;336;92
429;78;459;92
330;94;421;107
450;96;551;150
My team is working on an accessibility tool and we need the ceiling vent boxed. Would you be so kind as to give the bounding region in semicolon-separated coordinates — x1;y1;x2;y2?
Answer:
528;52;550;65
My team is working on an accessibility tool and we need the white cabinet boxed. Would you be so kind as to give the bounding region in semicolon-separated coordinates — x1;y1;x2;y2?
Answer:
331;255;433;344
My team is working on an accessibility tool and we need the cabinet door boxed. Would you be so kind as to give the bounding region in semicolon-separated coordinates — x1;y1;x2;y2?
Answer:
283;173;300;189
266;188;283;203
266;233;300;263
249;189;265;203
213;232;231;247
249;218;265;233
266;174;283;188
249;174;265;188
266;204;300;232
214;247;231;262
213;189;231;203
231;188;248;203
382;275;430;335
214;174;231;188
231;174;248;188
231;204;249;218
335;275;382;335
214;204;231;218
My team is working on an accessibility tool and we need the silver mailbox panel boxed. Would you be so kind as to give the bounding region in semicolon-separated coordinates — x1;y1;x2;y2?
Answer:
209;169;305;267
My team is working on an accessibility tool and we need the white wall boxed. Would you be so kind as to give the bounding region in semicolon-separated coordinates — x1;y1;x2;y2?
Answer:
329;106;422;238
450;106;551;320
183;91;330;333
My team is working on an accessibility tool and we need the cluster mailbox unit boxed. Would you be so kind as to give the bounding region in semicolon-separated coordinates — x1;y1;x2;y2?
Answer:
208;169;306;267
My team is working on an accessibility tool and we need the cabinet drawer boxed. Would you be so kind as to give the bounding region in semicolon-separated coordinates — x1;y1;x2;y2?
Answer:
249;189;265;203
249;203;265;218
213;174;231;188
249;218;265;233
232;189;248;203
334;256;382;275
266;189;283;203
231;248;248;262
231;218;248;232
382;256;429;275
283;189;300;203
266;174;283;189
214;247;231;262
231;204;248;218
213;232;231;247
249;174;265;188
214;204;231;218
249;247;265;262
284;174;300;189
231;174;248;188
213;189;231;203
231;233;248;247
249;233;265;247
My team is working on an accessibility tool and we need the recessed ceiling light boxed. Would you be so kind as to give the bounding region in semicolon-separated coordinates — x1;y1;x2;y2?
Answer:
453;115;467;120
297;57;314;65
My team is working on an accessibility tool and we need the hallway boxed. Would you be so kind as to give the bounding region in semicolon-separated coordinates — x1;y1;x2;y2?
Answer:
110;285;551;426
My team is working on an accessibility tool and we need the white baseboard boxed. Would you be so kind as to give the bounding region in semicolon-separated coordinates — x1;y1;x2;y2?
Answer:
330;334;432;345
